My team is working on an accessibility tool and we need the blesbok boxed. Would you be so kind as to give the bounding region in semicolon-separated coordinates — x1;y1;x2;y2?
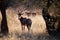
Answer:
26;12;31;17
18;11;32;32
32;12;36;16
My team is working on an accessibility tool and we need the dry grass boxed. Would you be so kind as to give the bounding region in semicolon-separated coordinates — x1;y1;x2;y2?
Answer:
0;8;57;40
0;32;57;40
5;8;47;34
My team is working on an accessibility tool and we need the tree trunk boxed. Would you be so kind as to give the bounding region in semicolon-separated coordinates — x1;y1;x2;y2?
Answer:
42;0;57;36
1;8;9;35
0;0;9;35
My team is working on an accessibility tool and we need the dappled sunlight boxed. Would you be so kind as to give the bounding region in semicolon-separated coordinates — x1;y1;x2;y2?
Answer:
0;8;56;40
0;0;60;40
6;8;47;35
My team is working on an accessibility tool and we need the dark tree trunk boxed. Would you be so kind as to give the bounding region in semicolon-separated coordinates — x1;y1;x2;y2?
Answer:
1;7;9;35
42;0;57;36
0;0;9;35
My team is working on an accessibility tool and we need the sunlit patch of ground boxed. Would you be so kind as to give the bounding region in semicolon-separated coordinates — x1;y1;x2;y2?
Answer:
6;8;47;34
0;8;58;40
